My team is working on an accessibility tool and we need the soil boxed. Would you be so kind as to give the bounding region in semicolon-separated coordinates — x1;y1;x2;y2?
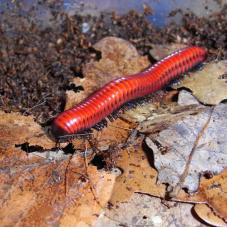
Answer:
0;2;226;124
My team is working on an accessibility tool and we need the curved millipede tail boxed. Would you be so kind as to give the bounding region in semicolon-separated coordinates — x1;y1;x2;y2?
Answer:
52;46;207;140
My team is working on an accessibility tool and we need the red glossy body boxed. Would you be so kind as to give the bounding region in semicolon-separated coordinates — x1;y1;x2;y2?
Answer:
52;46;206;139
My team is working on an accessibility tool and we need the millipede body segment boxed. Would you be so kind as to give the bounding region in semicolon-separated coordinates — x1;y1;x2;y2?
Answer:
52;46;207;139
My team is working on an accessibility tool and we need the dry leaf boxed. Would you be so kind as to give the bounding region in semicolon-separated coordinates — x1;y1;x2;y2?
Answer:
173;61;227;105
177;90;200;106
182;169;227;221
0;151;116;226
0;111;54;150
90;118;135;151
109;139;166;205
145;104;227;192
194;204;227;227
59;159;116;227
107;136;227;221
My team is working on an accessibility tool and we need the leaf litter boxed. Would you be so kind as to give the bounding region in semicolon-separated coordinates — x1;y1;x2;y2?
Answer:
145;104;227;193
194;203;227;227
186;169;227;222
173;61;227;105
1;28;227;227
0;151;117;226
75;37;227;225
0;36;151;226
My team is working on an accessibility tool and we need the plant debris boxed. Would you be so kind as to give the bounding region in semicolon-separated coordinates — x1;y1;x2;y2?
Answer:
174;61;227;105
0;2;227;226
194;204;227;226
0;110;54;150
145;104;227;193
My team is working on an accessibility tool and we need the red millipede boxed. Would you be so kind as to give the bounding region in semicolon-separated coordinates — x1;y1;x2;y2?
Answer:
52;46;207;139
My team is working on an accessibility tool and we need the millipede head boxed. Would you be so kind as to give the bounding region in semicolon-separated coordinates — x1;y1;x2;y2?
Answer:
51;123;69;141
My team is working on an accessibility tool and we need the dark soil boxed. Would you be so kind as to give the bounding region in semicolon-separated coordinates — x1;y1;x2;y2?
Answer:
0;3;226;124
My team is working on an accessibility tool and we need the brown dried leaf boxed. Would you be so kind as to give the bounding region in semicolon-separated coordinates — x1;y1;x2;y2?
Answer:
0;154;67;226
109;139;166;205
66;36;150;109
65;37;154;220
194;204;227;227
59;159;116;227
178;169;227;221
173;61;227;105
0;111;54;150
0;150;116;226
91;118;135;150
